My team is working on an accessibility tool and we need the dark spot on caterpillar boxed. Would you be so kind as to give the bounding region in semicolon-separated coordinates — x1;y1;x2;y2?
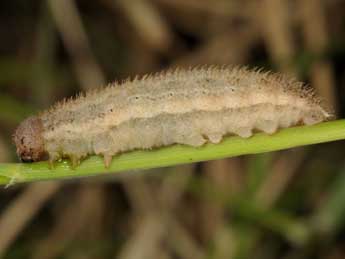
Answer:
21;157;34;163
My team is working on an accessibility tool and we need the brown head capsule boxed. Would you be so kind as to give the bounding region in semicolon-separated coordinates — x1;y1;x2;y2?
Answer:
13;116;47;162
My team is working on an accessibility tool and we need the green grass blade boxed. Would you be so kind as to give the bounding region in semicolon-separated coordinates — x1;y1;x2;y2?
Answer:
0;120;344;185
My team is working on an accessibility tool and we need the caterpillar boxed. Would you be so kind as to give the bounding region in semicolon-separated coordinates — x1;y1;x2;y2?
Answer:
13;66;331;168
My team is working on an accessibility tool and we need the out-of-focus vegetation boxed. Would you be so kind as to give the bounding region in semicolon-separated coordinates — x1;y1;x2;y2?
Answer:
0;0;345;258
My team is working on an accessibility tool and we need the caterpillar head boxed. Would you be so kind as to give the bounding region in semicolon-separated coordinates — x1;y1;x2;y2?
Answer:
13;116;47;162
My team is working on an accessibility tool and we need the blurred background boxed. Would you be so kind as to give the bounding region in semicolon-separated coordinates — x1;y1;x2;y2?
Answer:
0;0;345;258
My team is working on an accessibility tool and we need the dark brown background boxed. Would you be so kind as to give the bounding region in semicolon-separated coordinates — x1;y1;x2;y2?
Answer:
0;0;345;258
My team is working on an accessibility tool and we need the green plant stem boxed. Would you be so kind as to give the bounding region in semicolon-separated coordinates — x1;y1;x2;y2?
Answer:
0;120;344;185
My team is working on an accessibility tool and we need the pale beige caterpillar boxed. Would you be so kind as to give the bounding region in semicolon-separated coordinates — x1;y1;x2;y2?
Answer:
13;66;331;167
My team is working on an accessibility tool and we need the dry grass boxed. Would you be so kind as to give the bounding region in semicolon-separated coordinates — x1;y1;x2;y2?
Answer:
0;0;344;258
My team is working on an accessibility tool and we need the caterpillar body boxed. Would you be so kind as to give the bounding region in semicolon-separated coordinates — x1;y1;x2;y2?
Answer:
13;67;331;167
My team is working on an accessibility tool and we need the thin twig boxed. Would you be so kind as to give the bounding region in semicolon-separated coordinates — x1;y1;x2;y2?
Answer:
48;0;105;90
